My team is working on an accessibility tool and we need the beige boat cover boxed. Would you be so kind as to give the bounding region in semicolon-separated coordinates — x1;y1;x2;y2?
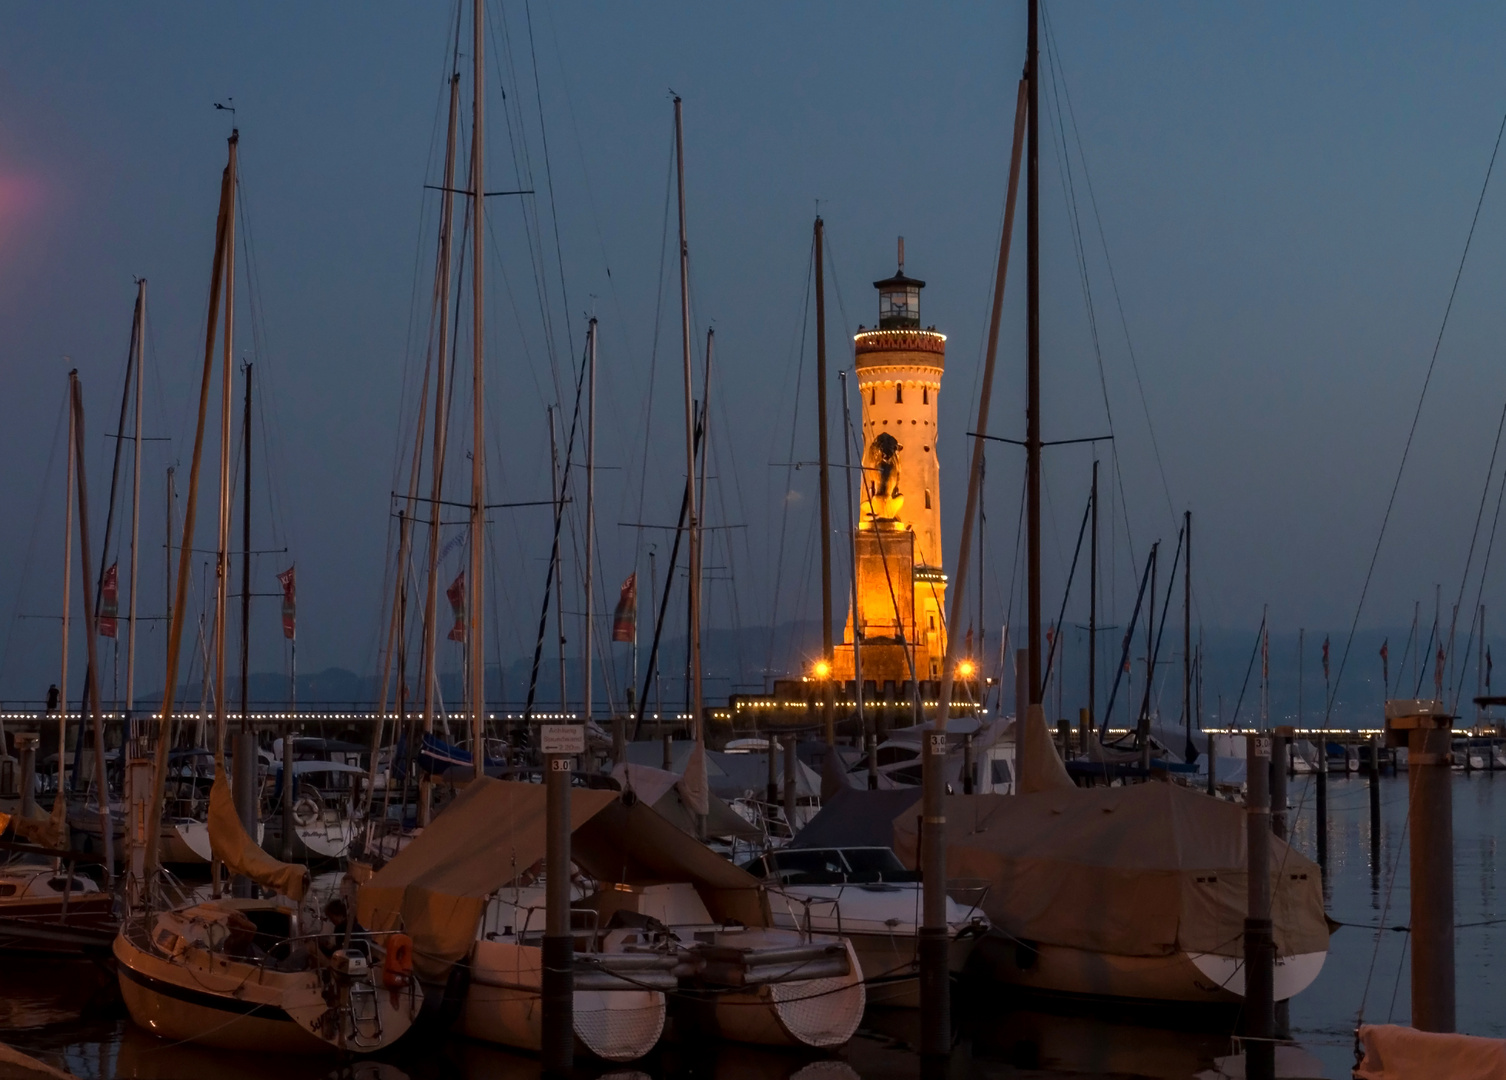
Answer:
207;772;310;901
571;795;768;928
1020;703;1075;794
892;781;1327;959
357;778;618;981
1357;1024;1506;1080
10;797;68;851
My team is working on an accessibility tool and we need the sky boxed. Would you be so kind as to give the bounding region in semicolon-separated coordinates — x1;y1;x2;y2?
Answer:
4;2;1506;717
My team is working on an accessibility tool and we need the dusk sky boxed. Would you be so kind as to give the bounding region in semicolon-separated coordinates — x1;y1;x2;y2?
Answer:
5;2;1506;712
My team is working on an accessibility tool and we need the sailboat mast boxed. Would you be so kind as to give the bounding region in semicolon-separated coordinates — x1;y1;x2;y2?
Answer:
419;69;460;821
239;363;252;730
468;0;486;778
814;217;835;744
214;134;238;764
1026;0;1042;710
584;318;597;729
125;281;146;723
1088;458;1097;735
674;96;702;742
1183;510;1192;755
144;134;234;876
60;376;75;801
71;372;114;875
839;370;869;785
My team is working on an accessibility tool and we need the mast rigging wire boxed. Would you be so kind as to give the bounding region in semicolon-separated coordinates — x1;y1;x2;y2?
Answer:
1327;102;1506;724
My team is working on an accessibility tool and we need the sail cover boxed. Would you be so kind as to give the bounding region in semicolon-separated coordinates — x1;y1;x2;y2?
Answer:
207;773;309;901
892;781;1328;959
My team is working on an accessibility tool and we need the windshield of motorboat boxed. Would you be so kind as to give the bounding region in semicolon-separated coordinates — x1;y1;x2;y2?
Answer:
839;847;918;882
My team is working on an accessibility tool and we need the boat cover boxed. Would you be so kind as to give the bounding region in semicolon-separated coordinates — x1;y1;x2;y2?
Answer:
358;778;617;980
892;781;1328;960
359;778;770;980
788;787;921;849
1356;1023;1506;1080
207;773;309;901
610;763;761;841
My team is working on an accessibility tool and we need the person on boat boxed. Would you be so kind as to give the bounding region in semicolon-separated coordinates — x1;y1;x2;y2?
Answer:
319;897;365;956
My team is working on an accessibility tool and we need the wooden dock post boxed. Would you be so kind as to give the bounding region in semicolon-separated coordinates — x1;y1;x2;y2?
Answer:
1244;732;1275;1080
1385;699;1455;1032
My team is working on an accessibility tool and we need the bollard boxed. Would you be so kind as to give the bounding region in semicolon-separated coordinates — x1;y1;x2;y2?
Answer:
1385;699;1455;1032
1244;732;1275;1080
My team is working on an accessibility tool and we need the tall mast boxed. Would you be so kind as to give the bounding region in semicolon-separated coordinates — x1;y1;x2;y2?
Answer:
1088;458;1098;735
239;363;252;731
125;281;146;725
144;134;234;876
214;134;239;766
922;61;1029;1058
71;372;114;875
839;370;869;785
584;318;597;729
1183;509;1192;757
814;217;834;744
1026;0;1042;710
59;376;75;810
674;96;703;743
419;69;461;823
468;0;486;778
550;408;566;714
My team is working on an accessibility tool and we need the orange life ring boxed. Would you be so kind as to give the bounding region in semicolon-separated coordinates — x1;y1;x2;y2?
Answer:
383;933;414;987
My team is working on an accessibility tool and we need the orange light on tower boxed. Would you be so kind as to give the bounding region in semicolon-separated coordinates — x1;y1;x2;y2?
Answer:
956;659;976;678
812;659;833;680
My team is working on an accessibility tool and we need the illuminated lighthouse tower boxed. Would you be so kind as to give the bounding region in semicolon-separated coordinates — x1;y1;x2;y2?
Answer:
833;240;948;686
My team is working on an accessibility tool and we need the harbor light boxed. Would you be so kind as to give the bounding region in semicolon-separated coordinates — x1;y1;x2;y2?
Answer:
957;659;976;678
812;659;832;680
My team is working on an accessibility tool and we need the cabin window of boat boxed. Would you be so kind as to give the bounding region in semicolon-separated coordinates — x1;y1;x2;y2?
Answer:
770;849;847;882
0;884;14;897
991;759;1013;785
839;848;908;877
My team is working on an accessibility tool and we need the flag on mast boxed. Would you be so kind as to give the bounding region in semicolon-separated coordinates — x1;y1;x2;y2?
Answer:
276;566;296;640
1322;636;1330;683
446;571;466;642
99;562;118;638
1488;646;1494;692
611;573;637;643
1435;645;1446;695
1380;639;1389;690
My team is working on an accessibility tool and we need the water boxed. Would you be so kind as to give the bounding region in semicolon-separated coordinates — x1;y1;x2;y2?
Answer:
3;771;1502;1079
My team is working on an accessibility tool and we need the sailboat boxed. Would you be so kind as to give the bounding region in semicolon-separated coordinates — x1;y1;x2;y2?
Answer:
114;131;421;1054
907;0;1331;1015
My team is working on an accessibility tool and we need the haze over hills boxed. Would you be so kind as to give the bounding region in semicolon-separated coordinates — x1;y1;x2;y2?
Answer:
25;621;1493;732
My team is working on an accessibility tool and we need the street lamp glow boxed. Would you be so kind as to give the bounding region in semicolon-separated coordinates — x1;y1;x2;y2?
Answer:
812;659;832;679
957;659;976;678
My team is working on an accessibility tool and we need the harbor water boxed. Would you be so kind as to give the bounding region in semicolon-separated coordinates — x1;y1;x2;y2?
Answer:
3;769;1502;1079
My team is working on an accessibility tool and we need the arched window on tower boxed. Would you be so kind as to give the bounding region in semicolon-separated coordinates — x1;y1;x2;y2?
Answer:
922;386;929;405
895;384;903;404
870;388;876;406
924;490;931;510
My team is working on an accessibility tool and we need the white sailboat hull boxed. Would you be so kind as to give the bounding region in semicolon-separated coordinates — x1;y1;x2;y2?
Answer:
971;932;1326;1005
462;938;665;1062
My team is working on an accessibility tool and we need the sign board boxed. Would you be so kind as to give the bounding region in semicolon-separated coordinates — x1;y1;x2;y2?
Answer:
1252;735;1272;759
549;757;572;772
928;732;948;757
541;724;586;756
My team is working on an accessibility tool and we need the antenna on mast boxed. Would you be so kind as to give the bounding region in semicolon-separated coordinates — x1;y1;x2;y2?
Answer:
898;236;905;272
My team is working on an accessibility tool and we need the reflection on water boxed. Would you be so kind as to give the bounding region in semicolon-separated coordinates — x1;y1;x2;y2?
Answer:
5;773;1506;1079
